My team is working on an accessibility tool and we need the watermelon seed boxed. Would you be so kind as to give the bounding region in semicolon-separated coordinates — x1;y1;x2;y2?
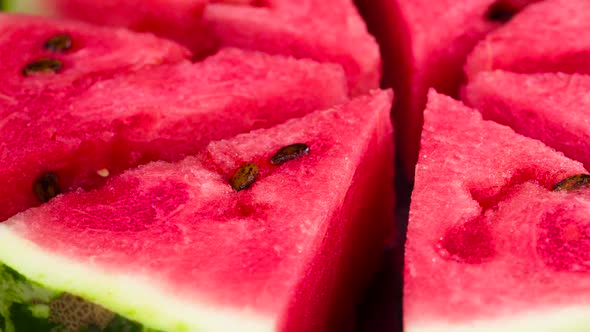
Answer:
22;58;63;76
552;174;590;192
230;163;259;191
96;168;110;178
270;143;310;165
485;2;517;22
44;34;72;52
33;171;61;203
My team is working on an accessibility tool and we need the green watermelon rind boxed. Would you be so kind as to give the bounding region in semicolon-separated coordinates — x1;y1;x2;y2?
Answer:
1;0;52;14
0;263;158;332
0;223;274;332
0;262;58;332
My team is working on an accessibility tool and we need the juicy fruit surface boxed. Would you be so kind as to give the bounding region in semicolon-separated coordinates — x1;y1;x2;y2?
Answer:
0;91;394;331
33;0;380;95
464;70;590;170
465;0;590;81
202;0;380;94
0;47;348;222
0;13;189;97
405;91;590;329
355;0;533;178
48;0;211;59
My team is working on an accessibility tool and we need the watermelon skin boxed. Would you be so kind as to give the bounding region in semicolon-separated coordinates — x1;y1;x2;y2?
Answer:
405;90;590;332
355;0;517;179
0;264;156;332
0;90;394;332
465;0;590;82
0;13;190;97
0;48;349;222
20;0;380;95
464;70;590;170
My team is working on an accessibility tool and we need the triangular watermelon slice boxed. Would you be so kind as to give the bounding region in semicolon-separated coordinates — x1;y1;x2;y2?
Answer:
465;0;590;81
11;0;380;95
464;70;590;170
405;90;590;331
355;0;537;178
0;13;189;97
0;90;394;332
0;47;349;222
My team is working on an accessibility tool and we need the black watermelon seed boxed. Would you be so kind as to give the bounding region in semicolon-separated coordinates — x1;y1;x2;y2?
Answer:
270;143;310;165
22;58;63;76
44;34;72;52
553;174;590;192
485;2;516;22
230;163;259;192
33;172;61;203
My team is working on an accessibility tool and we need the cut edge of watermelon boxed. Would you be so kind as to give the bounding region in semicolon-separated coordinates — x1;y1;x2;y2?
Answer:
408;307;590;332
0;223;274;332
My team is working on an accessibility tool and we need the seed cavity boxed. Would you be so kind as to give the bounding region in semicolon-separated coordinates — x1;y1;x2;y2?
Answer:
230;163;259;191
33;172;61;203
44;34;72;52
23;58;63;76
270;143;310;165
553;174;590;192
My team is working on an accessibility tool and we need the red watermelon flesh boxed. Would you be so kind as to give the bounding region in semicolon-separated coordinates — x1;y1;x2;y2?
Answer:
355;0;537;179
43;0;212;59
0;48;349;222
465;0;590;82
464;70;590;170
28;0;380;95
405;90;590;331
0;13;189;98
202;0;380;95
0;90;395;332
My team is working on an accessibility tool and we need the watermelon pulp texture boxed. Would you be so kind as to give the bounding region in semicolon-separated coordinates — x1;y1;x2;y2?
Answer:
405;90;590;332
33;0;212;60
465;0;590;82
354;0;537;179
0;90;395;332
0;43;349;222
0;14;189;96
464;70;590;170
25;0;380;95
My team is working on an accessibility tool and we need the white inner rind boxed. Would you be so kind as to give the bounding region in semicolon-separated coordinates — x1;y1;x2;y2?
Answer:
408;307;590;332
0;220;274;332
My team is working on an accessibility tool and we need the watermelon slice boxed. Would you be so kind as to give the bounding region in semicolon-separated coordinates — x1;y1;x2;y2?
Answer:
355;0;536;178
465;0;590;81
11;0;380;95
0;13;189;97
405;90;590;331
0;47;349;222
0;90;395;332
464;70;590;171
15;0;212;59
